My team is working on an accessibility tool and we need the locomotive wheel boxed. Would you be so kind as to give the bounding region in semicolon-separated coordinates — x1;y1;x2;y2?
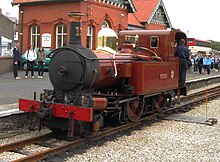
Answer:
126;99;144;122
153;94;167;112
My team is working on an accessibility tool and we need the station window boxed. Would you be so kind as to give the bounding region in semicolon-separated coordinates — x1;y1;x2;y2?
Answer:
56;24;67;48
102;21;110;28
87;26;93;49
150;36;159;48
30;26;40;48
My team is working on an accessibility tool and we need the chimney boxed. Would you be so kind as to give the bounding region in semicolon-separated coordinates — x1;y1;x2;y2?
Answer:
68;12;84;47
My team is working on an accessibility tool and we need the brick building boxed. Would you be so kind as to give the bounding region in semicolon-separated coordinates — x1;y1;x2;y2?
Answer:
0;8;18;56
12;0;136;53
128;0;172;30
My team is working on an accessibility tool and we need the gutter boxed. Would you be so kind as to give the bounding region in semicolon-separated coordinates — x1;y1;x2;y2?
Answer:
19;7;24;53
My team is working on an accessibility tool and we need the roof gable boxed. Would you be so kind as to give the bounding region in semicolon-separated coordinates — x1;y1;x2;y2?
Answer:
128;0;172;28
148;0;171;26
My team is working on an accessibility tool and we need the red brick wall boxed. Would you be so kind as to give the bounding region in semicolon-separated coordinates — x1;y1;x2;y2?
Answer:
146;23;167;30
18;1;128;53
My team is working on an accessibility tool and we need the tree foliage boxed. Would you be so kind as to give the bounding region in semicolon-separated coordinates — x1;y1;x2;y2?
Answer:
211;40;220;51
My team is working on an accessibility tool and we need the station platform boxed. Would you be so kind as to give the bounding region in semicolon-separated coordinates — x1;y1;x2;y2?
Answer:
0;70;220;117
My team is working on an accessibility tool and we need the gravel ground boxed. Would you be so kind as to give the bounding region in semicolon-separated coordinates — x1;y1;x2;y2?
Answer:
0;129;50;161
62;98;220;162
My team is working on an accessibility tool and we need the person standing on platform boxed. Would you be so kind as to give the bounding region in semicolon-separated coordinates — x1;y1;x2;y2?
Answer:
175;39;190;87
198;53;203;74
214;55;219;71
205;54;212;75
13;42;21;80
193;54;198;73
202;53;207;74
25;45;37;79
36;47;46;78
188;55;194;73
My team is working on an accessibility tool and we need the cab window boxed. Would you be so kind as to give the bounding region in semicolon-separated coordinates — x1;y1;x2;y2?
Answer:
150;36;159;48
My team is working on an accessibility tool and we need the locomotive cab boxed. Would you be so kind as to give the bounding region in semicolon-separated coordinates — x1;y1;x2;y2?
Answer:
118;29;187;61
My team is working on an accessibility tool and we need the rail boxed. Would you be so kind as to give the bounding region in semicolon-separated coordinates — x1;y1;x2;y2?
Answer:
0;85;219;161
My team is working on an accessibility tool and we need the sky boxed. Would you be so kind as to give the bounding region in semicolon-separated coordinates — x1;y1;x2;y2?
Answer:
0;0;18;17
163;0;220;41
1;0;220;42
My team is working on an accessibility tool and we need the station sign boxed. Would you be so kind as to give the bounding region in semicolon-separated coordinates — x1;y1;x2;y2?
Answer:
42;33;51;47
14;32;18;41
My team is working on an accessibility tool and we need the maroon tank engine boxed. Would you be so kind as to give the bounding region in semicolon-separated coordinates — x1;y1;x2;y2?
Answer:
19;12;187;139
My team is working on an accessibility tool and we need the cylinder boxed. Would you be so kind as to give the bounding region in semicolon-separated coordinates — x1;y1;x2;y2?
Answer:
93;97;108;111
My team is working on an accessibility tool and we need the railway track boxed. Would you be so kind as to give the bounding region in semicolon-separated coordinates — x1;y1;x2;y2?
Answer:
165;85;220;113
0;85;220;162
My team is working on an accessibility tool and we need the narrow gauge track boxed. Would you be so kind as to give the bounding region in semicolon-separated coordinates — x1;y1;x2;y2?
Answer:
164;85;220;113
0;85;220;162
182;85;220;102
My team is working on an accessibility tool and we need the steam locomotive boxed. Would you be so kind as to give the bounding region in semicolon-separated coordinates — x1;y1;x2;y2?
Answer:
19;12;187;138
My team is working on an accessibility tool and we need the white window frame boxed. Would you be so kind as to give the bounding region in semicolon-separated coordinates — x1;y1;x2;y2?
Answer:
87;26;93;49
31;26;40;48
56;24;67;48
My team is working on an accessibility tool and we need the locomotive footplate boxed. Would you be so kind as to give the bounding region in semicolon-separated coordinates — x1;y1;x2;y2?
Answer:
19;98;93;122
19;98;95;139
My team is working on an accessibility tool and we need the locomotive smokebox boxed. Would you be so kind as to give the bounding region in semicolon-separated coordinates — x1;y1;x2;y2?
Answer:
49;12;100;92
68;12;84;47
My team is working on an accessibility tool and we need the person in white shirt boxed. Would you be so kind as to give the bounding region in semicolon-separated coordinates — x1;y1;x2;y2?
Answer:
25;45;37;78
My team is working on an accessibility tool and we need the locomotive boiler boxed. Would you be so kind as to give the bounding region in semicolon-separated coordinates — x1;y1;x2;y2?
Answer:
19;12;187;138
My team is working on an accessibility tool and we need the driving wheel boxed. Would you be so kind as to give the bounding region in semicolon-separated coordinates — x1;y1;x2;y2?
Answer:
153;94;167;112
126;99;144;122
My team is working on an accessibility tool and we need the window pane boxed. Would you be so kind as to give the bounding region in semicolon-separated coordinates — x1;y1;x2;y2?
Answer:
86;26;93;49
87;26;92;35
87;36;90;48
63;25;67;33
37;35;40;48
31;35;35;46
63;35;67;46
151;36;159;48
58;26;62;33
33;38;36;48
36;26;40;34
58;35;62;47
87;36;92;49
32;26;36;34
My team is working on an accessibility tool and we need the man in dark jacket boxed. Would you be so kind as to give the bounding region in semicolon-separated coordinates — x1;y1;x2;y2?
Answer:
13;42;21;80
175;39;189;87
